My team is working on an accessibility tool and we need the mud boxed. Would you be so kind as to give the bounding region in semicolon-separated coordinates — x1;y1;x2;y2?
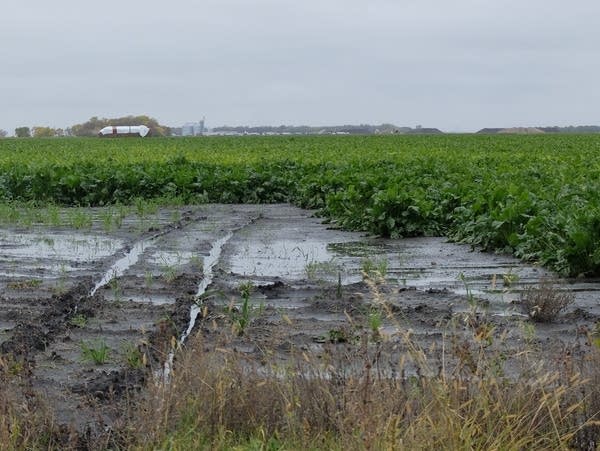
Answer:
0;204;598;443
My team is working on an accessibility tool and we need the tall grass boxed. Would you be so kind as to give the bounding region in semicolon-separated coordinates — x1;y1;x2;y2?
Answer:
0;356;63;449
128;313;600;450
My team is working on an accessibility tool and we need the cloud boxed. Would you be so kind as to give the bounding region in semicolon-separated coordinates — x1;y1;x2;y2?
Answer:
1;0;599;132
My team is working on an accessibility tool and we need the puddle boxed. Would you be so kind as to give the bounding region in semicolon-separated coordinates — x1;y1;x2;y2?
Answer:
102;292;175;305
0;232;122;279
0;232;121;261
148;250;198;268
228;239;335;279
328;241;391;257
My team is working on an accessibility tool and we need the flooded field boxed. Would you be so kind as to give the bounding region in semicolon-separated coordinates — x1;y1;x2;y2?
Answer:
1;204;598;436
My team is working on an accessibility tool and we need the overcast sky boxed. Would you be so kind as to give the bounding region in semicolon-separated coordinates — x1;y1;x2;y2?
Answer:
1;0;599;134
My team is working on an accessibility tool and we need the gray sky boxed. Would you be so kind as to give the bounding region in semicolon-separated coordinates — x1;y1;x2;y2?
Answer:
1;0;599;134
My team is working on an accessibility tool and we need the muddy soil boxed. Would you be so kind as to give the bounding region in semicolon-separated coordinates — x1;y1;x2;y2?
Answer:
0;204;599;444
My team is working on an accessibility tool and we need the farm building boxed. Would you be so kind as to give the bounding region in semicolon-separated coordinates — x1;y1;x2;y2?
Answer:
98;125;150;137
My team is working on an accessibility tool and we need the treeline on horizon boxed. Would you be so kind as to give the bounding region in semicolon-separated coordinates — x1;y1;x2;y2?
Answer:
2;117;600;138
6;116;172;138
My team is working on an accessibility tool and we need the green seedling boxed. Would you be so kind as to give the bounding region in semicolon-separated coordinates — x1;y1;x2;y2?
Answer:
122;342;145;369
502;269;519;287
100;208;116;232
162;265;178;284
328;328;350;343
69;314;88;328
235;282;252;336
228;281;258;336
368;310;382;339
361;257;388;279
53;264;68;295
305;261;318;280
80;339;110;365
305;260;339;281
109;275;122;300
46;204;61;226
68;209;92;229
189;254;204;272
7;278;42;290
520;321;536;345
144;270;154;288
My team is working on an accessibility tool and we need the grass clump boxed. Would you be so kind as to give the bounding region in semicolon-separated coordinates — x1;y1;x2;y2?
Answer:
129;337;599;450
121;342;146;369
521;280;575;322
68;313;88;328
80;339;110;365
125;314;600;450
0;357;64;449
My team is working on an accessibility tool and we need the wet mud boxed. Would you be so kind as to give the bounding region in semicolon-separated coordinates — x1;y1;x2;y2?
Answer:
0;204;598;443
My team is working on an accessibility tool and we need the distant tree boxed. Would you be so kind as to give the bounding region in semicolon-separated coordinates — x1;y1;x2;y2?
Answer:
32;126;55;138
0;129;7;138
70;115;171;137
15;127;31;138
55;128;65;137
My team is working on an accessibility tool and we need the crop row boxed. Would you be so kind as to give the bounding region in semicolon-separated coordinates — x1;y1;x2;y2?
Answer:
0;135;599;277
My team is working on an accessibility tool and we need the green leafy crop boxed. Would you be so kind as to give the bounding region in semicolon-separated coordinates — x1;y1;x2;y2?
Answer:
1;134;599;276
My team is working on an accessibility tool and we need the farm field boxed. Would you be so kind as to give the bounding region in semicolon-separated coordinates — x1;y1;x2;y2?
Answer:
1;134;599;276
0;135;599;449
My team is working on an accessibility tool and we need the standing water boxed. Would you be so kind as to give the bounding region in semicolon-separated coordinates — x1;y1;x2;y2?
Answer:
161;232;234;381
89;239;152;296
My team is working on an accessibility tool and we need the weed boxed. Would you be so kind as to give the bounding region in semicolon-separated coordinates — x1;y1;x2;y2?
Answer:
100;208;117;232
7;279;42;290
230;282;254;336
69;314;88;328
161;265;178;284
304;259;339;281
304;261;318;280
520;321;536;345
80;339;110;365
361;257;388;279
521;280;575;322
109;274;122;300
367;309;382;340
122;342;146;369
144;270;154;288
502;268;519;287
189;254;204;272
53;264;68;295
328;327;352;343
68;209;92;229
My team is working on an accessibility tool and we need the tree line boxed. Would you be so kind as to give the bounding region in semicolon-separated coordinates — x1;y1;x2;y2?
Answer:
1;115;170;138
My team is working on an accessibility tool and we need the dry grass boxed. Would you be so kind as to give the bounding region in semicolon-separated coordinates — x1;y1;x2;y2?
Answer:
1;279;598;450
0;357;64;449
126;311;600;450
521;280;575;322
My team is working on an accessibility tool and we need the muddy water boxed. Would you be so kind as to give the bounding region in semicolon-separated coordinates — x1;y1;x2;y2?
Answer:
0;204;599;437
218;210;598;318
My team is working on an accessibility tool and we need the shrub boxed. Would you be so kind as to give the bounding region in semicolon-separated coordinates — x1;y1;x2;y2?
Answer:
521;281;575;322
